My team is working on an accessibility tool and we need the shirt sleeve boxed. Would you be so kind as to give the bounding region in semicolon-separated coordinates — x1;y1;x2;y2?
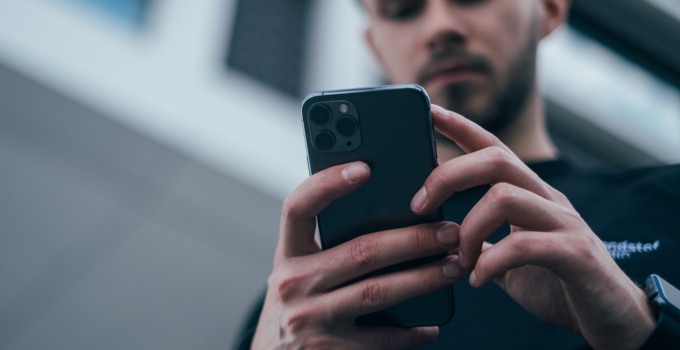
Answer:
233;290;265;350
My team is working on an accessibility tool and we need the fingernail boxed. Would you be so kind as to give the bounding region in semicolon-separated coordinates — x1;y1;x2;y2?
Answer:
469;271;478;286
442;257;463;279
411;187;428;213
421;326;439;340
341;162;368;184
436;223;458;247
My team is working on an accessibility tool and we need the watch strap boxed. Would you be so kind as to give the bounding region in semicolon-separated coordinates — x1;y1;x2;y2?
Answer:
639;307;680;349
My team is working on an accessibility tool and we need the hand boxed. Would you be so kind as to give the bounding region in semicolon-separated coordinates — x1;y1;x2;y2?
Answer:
251;161;464;349
410;105;656;350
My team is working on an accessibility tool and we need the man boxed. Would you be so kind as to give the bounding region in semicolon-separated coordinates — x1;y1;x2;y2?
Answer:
239;0;680;348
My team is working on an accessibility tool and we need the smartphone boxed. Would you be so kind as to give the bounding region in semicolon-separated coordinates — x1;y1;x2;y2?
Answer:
301;84;454;327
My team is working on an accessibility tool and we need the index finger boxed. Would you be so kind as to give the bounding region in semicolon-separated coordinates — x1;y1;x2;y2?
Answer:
431;104;509;153
279;161;370;257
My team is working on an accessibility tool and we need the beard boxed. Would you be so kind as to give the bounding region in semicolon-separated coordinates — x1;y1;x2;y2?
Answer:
420;27;539;137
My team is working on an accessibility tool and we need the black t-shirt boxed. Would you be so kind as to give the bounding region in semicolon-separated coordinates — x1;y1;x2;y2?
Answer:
237;160;680;349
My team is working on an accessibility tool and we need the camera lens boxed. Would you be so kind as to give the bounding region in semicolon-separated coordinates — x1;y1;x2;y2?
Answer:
314;131;335;151
336;116;357;137
310;105;331;124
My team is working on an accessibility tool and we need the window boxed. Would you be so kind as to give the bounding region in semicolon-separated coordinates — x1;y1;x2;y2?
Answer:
226;0;311;97
63;0;153;27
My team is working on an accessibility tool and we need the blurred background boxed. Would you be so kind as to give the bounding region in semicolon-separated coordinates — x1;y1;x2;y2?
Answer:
0;0;678;348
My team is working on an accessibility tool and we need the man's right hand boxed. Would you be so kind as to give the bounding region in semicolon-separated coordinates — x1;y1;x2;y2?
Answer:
251;161;464;349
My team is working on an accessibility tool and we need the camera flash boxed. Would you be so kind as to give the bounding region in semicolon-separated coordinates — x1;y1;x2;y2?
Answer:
339;103;349;113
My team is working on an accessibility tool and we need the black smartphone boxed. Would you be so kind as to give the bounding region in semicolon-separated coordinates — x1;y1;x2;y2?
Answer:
301;84;454;327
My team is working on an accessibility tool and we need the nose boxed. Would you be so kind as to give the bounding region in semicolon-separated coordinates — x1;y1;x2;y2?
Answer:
429;31;465;53
422;0;468;54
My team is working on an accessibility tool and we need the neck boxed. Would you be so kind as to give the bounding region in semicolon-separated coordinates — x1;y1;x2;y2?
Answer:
437;86;558;163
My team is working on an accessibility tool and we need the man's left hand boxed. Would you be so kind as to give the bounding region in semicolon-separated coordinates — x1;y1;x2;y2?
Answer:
411;104;656;350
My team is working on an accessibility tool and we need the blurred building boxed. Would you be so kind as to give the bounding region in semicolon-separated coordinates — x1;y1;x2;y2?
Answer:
0;0;678;348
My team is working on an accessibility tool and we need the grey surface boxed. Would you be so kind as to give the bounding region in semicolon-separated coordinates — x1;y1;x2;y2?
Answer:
0;64;279;349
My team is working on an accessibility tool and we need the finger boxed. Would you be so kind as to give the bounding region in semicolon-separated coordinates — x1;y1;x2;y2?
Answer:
458;183;566;269
470;231;567;287
411;147;553;214
280;161;370;257
311;222;460;290
325;256;463;321
431;104;508;153
431;104;573;209
349;326;439;350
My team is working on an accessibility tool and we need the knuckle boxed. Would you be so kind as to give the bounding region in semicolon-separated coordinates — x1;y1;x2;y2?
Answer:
349;237;378;268
416;267;438;289
488;182;516;208
508;234;531;253
555;190;570;204
274;268;307;302
361;280;389;308
281;195;303;222
279;306;313;335
561;206;583;225
408;225;430;252
485;146;513;167
544;183;568;202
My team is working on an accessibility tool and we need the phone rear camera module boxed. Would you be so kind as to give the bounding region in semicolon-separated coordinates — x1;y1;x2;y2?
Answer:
336;117;357;137
314;131;336;151
310;105;332;125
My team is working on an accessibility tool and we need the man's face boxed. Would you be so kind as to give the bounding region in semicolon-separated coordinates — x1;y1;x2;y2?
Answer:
364;0;542;134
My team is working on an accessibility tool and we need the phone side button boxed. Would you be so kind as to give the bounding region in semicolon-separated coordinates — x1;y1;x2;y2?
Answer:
433;140;438;162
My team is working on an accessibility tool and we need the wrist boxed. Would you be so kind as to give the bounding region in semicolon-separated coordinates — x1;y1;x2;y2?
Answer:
582;277;656;350
637;274;680;349
627;285;657;349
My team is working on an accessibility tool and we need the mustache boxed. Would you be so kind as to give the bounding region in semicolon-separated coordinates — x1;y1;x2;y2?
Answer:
416;48;493;85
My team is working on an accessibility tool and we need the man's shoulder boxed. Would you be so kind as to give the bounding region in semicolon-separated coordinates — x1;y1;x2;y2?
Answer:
613;162;680;177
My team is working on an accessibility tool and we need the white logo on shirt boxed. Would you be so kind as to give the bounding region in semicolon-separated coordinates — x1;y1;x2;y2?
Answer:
602;240;660;260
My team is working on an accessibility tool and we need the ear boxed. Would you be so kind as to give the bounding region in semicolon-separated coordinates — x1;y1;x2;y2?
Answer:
539;0;570;38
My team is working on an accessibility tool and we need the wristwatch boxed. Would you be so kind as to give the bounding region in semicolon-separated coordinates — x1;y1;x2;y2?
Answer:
639;274;680;349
